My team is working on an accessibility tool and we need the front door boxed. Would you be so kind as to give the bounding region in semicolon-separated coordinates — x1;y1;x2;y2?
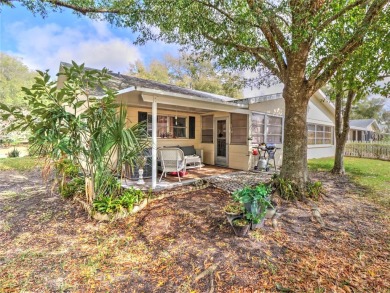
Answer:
215;119;228;166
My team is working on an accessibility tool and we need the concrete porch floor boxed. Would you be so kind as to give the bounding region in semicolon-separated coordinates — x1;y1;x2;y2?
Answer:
121;164;276;192
121;164;237;191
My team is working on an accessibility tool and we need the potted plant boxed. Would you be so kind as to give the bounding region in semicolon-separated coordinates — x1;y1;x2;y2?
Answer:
224;202;243;216
231;217;250;237
232;184;273;229
224;202;244;225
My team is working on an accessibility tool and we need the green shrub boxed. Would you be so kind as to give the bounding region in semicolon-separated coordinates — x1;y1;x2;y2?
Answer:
272;175;299;200
7;148;20;158
92;188;146;214
307;181;324;200
56;158;80;179
123;187;145;204
232;184;273;224
272;174;323;201
232;183;271;203
60;177;85;198
93;195;123;214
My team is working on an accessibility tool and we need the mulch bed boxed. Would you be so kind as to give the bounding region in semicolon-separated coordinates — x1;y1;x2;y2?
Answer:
0;169;389;292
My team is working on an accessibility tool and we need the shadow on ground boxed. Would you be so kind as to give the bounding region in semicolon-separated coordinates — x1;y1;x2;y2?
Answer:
0;169;389;292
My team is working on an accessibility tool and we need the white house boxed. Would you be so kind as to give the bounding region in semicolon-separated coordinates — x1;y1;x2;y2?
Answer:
348;119;383;142
58;62;336;188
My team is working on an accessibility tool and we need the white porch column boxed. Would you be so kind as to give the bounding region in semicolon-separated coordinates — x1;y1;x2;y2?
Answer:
152;97;158;189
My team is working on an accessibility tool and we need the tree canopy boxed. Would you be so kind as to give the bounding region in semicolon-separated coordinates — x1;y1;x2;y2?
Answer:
0;53;37;108
323;24;390;174
3;0;390;193
351;98;388;120
128;53;244;98
6;0;389;94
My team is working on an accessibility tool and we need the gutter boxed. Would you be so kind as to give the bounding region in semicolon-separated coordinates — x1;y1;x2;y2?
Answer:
135;86;249;109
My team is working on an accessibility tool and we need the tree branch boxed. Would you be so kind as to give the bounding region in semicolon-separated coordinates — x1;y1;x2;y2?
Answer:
246;0;287;79
45;0;123;15
202;32;281;78
193;0;237;24
310;0;389;91
317;0;370;33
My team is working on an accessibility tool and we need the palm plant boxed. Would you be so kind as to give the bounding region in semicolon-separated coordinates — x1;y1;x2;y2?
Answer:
0;61;150;206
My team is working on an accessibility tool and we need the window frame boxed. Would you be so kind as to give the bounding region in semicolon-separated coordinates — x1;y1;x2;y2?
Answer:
230;113;248;145
307;123;333;145
201;115;214;143
147;114;188;138
251;112;283;144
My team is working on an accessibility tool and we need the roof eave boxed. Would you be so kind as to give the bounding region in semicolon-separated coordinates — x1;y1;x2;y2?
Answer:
135;86;248;109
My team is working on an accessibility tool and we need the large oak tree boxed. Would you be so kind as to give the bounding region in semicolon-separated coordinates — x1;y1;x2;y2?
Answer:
4;0;390;193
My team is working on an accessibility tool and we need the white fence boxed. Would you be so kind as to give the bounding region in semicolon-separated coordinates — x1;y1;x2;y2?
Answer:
345;142;390;160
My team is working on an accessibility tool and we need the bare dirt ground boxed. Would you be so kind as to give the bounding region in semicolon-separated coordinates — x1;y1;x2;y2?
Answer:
0;168;389;292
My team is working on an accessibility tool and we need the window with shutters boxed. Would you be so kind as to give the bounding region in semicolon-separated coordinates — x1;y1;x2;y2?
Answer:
231;113;248;145
202;115;213;143
147;114;187;138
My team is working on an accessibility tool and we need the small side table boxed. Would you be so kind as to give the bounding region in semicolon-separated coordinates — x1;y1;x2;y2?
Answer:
185;155;202;169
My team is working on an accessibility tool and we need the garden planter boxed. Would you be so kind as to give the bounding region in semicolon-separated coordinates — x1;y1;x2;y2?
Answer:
250;218;266;230
225;211;244;226
232;223;250;237
244;200;269;230
231;217;250;237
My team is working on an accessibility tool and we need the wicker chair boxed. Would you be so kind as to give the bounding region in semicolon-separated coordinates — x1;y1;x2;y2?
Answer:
157;148;186;182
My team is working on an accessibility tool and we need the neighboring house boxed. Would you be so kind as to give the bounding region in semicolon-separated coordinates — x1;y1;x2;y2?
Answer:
348;119;383;142
58;62;336;187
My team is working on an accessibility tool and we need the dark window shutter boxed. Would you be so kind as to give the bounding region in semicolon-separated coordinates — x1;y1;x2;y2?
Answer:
189;116;195;139
138;111;147;122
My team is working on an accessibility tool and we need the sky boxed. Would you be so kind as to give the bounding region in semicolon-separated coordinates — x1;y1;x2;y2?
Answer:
0;3;179;76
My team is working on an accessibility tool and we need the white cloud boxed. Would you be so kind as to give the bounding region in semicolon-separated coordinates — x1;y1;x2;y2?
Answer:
5;20;142;75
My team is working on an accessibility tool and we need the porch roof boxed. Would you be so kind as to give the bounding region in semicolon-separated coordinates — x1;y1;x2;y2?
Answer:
350;119;380;131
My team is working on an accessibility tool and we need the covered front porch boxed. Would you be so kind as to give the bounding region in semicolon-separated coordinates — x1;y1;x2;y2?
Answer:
116;86;251;190
121;164;275;192
121;164;238;191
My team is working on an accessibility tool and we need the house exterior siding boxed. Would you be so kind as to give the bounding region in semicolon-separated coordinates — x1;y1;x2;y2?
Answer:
124;93;335;171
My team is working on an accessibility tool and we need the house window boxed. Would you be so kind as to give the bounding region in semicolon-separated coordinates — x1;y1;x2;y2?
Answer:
251;113;282;144
267;116;283;143
231;113;248;145
202;115;213;143
307;123;333;145
147;115;187;138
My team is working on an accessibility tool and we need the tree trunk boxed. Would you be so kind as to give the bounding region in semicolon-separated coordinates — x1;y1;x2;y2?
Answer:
332;90;355;174
333;136;346;175
280;86;311;195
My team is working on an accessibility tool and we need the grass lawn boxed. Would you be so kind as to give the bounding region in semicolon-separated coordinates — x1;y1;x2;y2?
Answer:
309;157;390;207
0;157;43;171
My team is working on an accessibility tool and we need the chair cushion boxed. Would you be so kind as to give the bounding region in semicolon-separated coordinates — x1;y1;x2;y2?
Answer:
169;171;188;177
179;145;196;156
